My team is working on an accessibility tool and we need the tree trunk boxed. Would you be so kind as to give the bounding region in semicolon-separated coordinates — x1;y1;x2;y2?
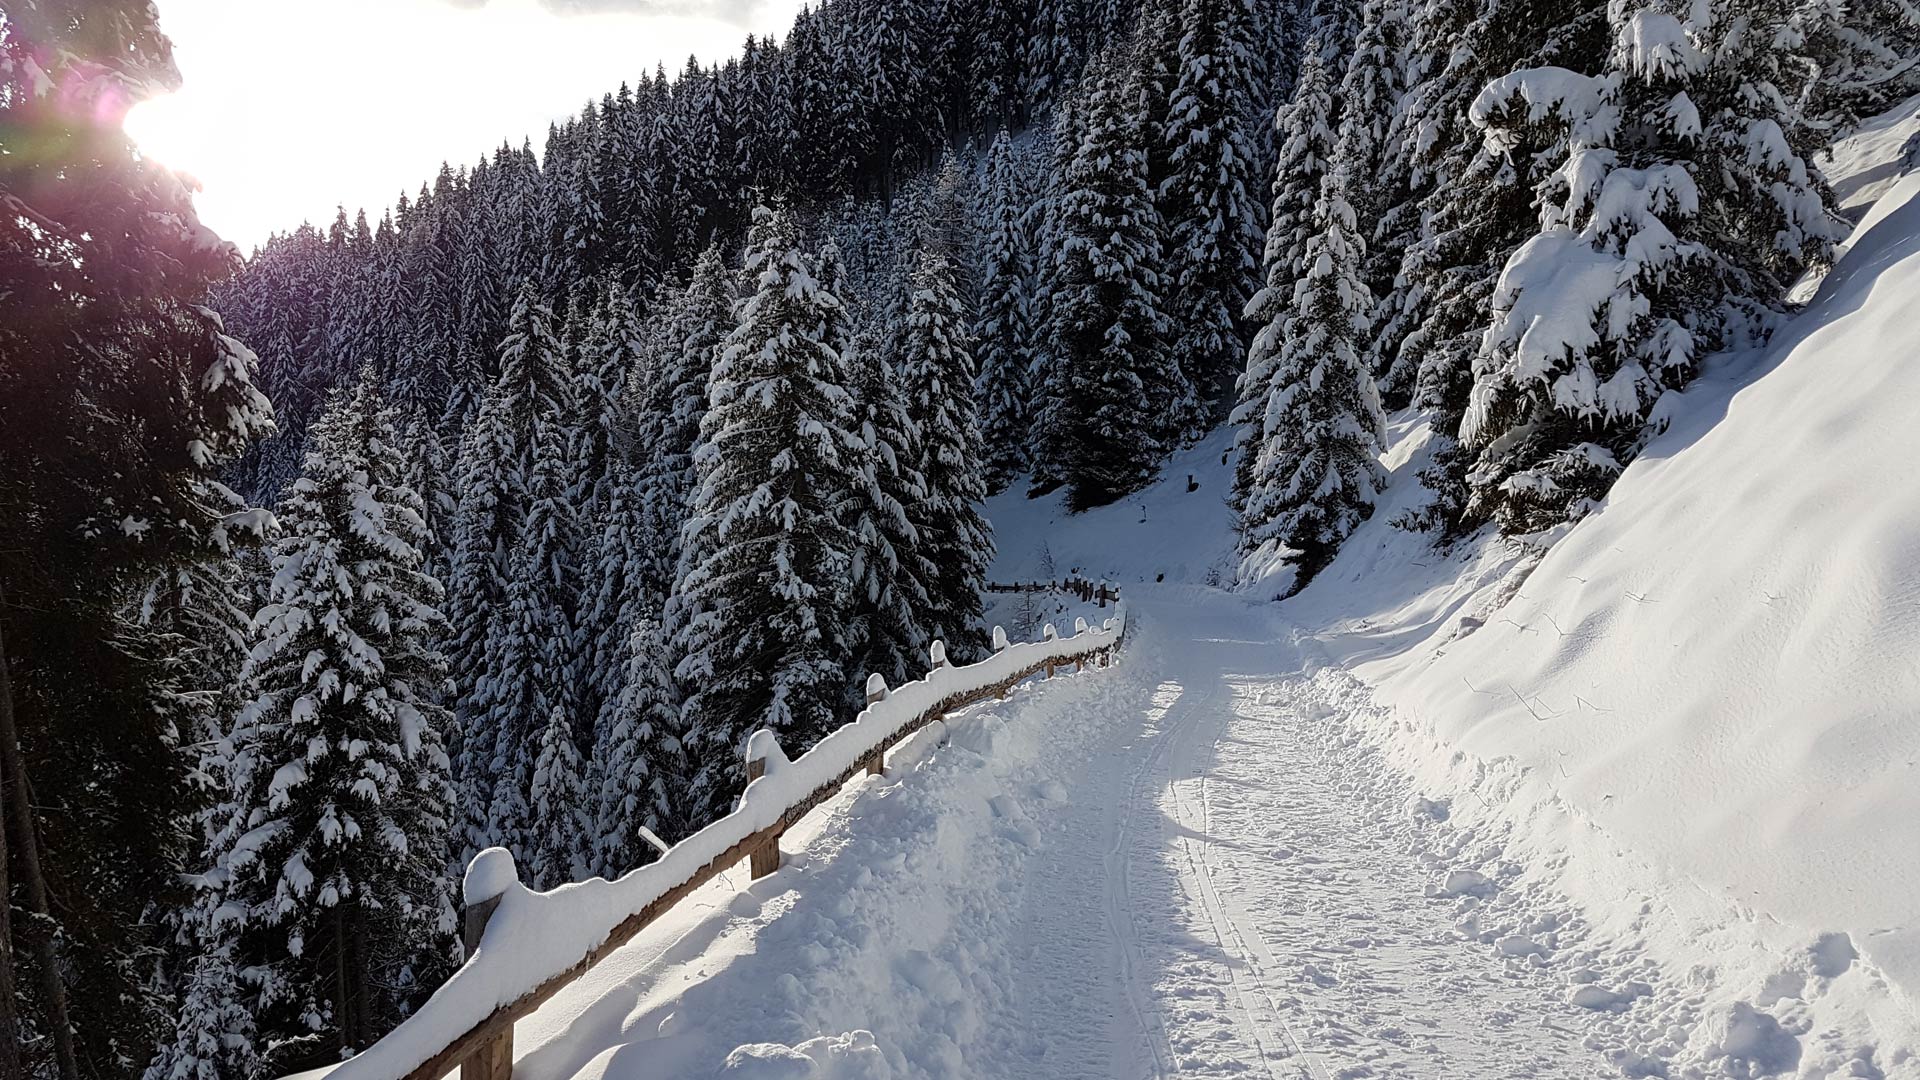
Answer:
0;591;81;1080
0;608;20;1080
334;903;353;1059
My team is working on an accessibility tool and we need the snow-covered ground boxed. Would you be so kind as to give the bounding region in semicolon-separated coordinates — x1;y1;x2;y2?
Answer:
330;97;1920;1080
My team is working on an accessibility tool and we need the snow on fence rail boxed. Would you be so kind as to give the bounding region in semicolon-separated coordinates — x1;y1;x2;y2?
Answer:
983;575;1119;606
312;603;1129;1080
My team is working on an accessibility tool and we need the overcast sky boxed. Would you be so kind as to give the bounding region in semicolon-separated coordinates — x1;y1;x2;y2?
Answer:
128;0;808;248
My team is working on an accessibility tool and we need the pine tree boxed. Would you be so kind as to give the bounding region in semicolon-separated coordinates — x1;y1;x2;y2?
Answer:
479;414;581;863
497;280;576;439
144;935;257;1080
639;244;734;594
1160;0;1267;426
1048;55;1186;510
973;129;1039;492
1458;0;1843;533
568;281;644;743
184;376;457;1070
1237;163;1387;592
669;208;863;827
1231;45;1337;517
1;9;276;1071
528;705;592;888
897;252;996;661
593;618;679;873
1373;0;1608;537
843;325;936;690
1027;107;1084;497
1332;0;1412;391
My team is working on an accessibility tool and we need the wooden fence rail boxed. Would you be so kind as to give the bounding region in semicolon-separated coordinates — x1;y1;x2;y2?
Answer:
983;575;1119;607
306;600;1128;1080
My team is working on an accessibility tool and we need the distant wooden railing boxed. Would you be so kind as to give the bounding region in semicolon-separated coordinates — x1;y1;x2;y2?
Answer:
984;575;1119;607
309;601;1128;1080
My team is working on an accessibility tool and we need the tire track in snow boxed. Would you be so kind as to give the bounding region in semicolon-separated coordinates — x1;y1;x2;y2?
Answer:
1162;691;1330;1080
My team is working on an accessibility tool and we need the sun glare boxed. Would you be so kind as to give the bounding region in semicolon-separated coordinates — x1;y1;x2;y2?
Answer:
123;91;215;181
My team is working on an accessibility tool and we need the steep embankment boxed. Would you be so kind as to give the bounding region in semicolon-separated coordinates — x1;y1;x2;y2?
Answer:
1277;94;1920;1075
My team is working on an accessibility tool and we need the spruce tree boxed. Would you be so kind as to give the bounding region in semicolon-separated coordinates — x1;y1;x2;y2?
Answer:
843;324;936;690
593;618;679;873
1026;106;1084;497
1048;54;1186;510
445;387;521;851
1160;0;1267;427
639;244;734;593
528;704;592;887
897;252;996;661
669;208;863;827
478;414;581;864
1458;0;1843;533
1;9;276;1071
1237;163;1386;592
1231;45;1337;517
973;129;1039;492
1373;0;1608;537
1333;0;1411;390
180;376;457;1070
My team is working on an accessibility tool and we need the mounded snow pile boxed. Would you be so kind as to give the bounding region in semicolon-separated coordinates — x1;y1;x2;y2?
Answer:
1291;106;1920;1073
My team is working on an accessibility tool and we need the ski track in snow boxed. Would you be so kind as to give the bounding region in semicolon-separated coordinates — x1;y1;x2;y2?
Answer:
1012;596;1592;1080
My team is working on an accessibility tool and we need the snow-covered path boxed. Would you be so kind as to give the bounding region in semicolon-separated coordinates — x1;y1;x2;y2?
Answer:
992;593;1589;1080
521;587;1613;1080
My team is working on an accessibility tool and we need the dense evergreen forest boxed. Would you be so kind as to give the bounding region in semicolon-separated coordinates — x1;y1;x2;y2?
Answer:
2;0;1914;1075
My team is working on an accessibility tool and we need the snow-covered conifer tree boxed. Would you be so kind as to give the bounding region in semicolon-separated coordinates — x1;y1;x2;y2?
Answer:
1237;163;1386;592
1160;0;1267;423
593;619;679;873
185;375;457;1065
479;413;581;862
528;704;592;887
1231;45;1337;516
1333;0;1411;389
1371;0;1607;536
445;387;520;848
1048;54;1187;510
1027;103;1084;497
670;207;863;827
1458;0;1843;533
973;129;1038;492
639;244;734;592
897;251;995;661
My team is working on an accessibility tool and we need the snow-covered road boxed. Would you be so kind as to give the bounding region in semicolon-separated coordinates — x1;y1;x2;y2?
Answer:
994;593;1588;1080
518;588;1612;1079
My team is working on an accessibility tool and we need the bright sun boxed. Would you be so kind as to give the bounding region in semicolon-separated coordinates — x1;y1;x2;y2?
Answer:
122;92;216;181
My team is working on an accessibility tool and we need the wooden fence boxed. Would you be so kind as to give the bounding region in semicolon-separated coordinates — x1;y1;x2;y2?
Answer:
310;601;1129;1080
983;575;1119;607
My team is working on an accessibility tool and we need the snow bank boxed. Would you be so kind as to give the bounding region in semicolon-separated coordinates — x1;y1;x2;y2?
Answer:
318;611;1125;1080
1823;92;1920;217
984;428;1240;587
1288;109;1920;1069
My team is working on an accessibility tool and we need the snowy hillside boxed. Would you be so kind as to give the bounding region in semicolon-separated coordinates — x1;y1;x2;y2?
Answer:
1279;97;1920;1075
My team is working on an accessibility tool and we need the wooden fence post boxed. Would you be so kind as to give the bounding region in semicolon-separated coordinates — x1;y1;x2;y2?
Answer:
744;738;783;879
460;851;515;1080
864;675;888;776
